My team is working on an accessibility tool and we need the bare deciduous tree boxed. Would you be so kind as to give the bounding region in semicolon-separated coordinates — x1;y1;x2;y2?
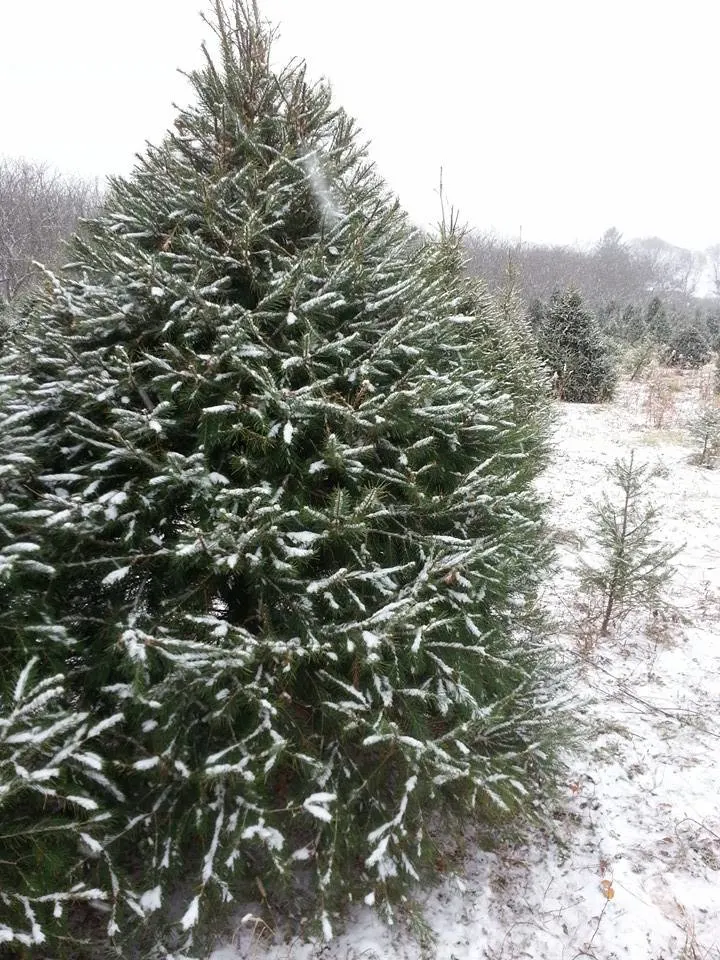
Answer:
464;226;655;312
0;157;102;302
630;236;704;304
705;243;720;298
464;226;707;320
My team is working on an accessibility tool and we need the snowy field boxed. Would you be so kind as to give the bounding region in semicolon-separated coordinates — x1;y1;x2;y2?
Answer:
214;367;720;960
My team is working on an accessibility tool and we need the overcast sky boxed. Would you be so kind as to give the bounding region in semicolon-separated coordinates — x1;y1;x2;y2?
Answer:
2;0;718;250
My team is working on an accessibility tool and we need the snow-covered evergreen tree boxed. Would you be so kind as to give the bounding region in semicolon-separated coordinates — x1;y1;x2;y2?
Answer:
495;256;552;415
537;288;616;402
0;3;566;955
666;323;712;368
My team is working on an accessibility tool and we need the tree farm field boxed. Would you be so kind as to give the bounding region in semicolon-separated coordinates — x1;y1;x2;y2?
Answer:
220;365;720;960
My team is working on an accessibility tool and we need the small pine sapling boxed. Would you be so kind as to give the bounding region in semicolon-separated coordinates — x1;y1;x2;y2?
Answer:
582;451;680;636
689;405;720;467
626;338;657;382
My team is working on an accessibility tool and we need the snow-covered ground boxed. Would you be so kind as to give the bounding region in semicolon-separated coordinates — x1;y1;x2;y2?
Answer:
213;367;720;960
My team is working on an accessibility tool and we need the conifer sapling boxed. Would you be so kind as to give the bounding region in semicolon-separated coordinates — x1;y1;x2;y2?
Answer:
581;451;679;635
689;405;720;467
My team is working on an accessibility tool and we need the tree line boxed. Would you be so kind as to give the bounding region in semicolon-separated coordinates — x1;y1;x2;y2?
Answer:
0;156;102;303
464;226;716;309
465;227;720;368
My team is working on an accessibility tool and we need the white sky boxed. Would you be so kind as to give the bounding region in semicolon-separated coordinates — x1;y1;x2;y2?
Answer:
2;0;719;250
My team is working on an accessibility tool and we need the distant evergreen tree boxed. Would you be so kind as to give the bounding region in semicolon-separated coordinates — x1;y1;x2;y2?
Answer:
596;302;650;363
536;288;616;402
0;3;566;956
619;303;647;342
494;257;552;421
666;323;712;368
645;295;672;345
527;297;545;332
0;295;33;359
705;312;720;352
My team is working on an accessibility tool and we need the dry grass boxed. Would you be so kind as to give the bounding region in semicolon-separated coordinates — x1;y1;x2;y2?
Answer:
642;369;682;428
697;361;719;408
632;361;717;431
677;913;720;960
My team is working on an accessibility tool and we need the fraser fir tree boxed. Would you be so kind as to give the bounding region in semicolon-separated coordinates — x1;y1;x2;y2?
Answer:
0;2;566;955
537;288;616;402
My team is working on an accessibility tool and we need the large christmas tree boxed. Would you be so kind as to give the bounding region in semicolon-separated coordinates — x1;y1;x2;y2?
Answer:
0;3;565;956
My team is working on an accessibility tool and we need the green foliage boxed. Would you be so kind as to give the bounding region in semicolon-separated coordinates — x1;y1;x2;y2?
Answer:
527;297;545;332
536;288;617;403
0;659;120;950
0;2;566;956
581;451;679;635
493;259;553;422
666;324;712;368
598;297;717;364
